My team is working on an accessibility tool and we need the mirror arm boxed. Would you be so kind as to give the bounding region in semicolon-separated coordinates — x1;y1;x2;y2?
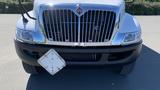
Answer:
18;0;36;23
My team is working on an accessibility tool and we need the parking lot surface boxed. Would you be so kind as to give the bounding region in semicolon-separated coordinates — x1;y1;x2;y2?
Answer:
0;15;160;90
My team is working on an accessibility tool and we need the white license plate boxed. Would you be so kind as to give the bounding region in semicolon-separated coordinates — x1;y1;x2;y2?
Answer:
38;49;66;75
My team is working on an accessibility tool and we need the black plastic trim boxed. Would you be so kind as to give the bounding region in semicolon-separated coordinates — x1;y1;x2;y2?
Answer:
14;40;142;66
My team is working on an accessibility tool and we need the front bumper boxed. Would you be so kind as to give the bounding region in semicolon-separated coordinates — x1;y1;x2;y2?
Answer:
15;40;142;66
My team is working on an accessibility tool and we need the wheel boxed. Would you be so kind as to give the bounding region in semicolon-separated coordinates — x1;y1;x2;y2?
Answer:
22;62;43;75
112;62;136;75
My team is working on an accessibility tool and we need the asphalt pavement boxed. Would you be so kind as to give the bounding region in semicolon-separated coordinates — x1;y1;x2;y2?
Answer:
0;14;160;90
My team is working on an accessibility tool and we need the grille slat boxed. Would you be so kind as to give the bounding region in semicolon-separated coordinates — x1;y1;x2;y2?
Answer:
91;11;96;42
66;10;70;42
43;12;50;39
43;9;116;44
97;11;104;42
47;12;52;40
94;10;100;42
74;11;77;42
104;11;112;42
100;11;107;42
88;11;93;42
70;10;73;42
54;10;59;41
85;11;89;42
50;11;56;41
106;12;112;41
58;10;64;42
108;12;116;40
80;10;84;42
62;10;67;41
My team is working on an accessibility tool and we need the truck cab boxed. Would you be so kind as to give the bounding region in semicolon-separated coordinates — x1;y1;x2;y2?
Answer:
15;0;142;75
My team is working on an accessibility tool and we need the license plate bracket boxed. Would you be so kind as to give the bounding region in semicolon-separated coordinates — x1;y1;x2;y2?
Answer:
38;49;66;75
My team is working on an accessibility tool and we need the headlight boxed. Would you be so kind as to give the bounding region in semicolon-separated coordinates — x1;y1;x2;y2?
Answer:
122;31;141;45
16;29;34;43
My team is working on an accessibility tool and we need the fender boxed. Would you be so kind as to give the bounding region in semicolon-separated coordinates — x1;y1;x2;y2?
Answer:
112;13;141;45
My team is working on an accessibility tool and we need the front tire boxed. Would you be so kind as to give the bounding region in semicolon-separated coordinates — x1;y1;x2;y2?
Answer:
22;62;42;75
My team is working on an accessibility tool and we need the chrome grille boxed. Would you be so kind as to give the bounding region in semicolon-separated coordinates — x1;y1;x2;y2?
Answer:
80;10;116;42
43;10;79;42
42;9;116;43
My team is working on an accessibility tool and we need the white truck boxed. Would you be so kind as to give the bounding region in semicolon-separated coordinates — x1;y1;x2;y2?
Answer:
15;0;142;75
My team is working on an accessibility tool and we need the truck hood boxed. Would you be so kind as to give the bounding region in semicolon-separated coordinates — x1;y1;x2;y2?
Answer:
33;0;125;30
33;0;124;17
34;0;124;7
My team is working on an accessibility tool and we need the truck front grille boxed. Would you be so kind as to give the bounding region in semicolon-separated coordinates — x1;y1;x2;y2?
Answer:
80;10;116;42
43;10;79;42
43;9;116;43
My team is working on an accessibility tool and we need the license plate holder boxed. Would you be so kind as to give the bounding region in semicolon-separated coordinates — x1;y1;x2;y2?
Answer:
38;49;66;75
